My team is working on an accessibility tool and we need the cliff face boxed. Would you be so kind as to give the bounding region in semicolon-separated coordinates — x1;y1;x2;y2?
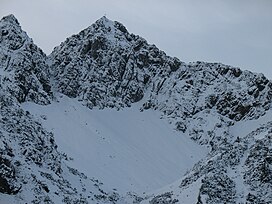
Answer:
49;17;182;110
0;14;52;105
1;14;272;203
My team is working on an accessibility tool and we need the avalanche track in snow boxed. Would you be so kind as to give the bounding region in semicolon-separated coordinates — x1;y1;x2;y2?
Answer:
22;95;207;194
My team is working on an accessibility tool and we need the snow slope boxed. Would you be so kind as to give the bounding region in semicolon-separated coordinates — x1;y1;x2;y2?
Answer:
22;95;207;194
230;109;272;139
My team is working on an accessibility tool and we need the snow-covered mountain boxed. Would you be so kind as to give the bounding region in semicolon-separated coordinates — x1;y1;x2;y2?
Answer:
1;14;272;204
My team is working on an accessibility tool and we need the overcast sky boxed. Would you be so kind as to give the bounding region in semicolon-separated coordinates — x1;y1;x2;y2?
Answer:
1;0;272;78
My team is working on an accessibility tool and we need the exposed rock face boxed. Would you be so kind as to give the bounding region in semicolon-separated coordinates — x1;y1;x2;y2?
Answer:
48;17;272;123
1;14;272;203
0;14;52;104
49;16;182;109
150;61;272;122
149;192;179;204
146;62;272;150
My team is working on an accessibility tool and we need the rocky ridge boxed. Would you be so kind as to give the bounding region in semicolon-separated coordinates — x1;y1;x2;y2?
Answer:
49;16;182;109
0;14;272;203
0;14;52;105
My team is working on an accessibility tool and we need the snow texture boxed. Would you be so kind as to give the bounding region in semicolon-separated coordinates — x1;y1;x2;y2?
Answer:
22;95;207;194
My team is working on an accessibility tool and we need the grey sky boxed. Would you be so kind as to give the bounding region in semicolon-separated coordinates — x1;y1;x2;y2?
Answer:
1;0;272;79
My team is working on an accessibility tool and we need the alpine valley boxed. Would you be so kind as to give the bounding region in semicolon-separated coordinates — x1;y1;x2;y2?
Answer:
0;14;272;204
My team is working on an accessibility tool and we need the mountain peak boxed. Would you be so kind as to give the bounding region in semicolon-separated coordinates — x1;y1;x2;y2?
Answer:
1;14;20;26
93;15;114;29
91;16;128;35
97;15;111;23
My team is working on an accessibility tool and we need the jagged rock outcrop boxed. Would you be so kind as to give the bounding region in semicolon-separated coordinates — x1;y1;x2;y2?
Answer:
49;16;182;109
147;62;272;148
0;14;52;104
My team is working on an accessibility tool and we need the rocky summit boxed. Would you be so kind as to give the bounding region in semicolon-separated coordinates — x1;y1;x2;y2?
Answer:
0;14;272;204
